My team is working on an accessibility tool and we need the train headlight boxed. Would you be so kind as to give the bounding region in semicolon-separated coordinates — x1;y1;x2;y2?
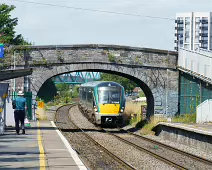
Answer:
120;107;124;113
94;106;98;112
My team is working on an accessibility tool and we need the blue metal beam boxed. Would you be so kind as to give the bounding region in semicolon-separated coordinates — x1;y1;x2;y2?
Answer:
52;72;100;84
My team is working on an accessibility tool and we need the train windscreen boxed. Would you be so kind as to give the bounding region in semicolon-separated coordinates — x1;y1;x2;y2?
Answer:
98;87;121;104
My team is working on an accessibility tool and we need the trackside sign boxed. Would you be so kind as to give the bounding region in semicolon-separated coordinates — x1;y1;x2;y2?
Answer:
0;44;4;58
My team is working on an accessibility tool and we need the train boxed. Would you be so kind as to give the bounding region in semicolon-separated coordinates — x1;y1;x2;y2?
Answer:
78;81;126;125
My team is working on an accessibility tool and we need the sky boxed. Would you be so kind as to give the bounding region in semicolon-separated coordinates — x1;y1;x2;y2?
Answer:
1;0;212;51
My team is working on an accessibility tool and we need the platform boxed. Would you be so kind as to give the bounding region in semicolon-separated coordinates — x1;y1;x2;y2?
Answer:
158;122;212;136
0;121;87;170
154;122;212;153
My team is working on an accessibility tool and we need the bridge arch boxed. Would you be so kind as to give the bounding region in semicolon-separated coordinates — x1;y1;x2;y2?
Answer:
11;44;177;117
30;63;172;119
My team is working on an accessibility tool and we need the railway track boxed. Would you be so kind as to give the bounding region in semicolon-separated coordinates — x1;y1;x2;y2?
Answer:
55;104;212;170
55;104;136;170
78;105;212;169
101;127;212;170
100;128;186;169
126;130;212;166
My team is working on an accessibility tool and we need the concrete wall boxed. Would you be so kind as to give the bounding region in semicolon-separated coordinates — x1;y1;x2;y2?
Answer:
153;124;212;152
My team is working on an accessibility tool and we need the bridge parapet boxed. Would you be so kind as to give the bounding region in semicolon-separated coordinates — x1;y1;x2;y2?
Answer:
5;44;177;69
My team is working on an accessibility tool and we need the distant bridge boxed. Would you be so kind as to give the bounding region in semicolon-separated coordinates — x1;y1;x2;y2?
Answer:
52;72;101;84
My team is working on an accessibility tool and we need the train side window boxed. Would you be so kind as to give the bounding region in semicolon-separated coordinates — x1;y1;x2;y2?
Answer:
87;92;93;103
79;88;82;99
82;90;86;100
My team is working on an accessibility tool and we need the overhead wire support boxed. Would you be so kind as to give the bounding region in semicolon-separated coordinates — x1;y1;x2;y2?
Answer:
8;0;175;21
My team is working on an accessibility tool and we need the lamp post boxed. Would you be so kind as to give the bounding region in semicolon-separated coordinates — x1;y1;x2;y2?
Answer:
13;51;16;95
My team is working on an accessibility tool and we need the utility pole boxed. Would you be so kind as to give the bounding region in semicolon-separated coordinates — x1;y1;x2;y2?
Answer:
13;51;16;97
24;50;29;92
165;69;169;116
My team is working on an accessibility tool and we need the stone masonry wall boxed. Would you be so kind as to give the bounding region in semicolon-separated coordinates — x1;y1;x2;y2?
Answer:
9;45;179;116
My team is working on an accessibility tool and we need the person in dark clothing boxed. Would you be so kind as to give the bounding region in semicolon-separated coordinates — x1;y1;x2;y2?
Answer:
12;91;26;135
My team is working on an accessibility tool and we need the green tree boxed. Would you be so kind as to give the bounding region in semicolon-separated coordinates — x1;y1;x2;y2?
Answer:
37;79;57;103
56;83;71;97
100;73;137;92
56;83;70;92
71;85;80;98
139;91;145;97
0;3;29;45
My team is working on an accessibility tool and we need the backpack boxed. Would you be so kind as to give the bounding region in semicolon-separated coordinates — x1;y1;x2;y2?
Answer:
12;100;16;109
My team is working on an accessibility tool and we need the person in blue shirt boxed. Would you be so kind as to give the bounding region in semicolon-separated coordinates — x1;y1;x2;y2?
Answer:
12;91;26;135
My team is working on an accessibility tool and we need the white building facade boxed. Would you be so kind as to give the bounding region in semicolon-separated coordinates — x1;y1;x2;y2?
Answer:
175;12;212;51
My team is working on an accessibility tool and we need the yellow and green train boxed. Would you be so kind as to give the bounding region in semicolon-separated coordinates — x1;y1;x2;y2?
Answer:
78;81;126;125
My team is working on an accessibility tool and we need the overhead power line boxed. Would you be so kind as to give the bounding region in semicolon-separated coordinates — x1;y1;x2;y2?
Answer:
7;0;175;21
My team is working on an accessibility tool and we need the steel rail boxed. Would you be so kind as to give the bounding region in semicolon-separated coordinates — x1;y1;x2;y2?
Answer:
102;128;187;170
126;130;212;166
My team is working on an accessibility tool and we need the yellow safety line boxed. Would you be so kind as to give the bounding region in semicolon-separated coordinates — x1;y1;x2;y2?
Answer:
37;121;46;170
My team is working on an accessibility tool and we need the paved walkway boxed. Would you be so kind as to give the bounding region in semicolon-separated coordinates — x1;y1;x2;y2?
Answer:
0;122;40;170
0;121;87;170
40;121;87;170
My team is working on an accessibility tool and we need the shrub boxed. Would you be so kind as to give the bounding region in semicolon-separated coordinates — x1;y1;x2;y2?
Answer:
139;116;167;135
108;53;116;62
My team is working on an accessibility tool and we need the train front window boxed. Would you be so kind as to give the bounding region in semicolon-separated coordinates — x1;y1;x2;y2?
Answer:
98;89;121;104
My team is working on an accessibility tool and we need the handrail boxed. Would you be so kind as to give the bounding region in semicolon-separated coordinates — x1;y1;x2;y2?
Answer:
179;47;212;58
178;48;212;82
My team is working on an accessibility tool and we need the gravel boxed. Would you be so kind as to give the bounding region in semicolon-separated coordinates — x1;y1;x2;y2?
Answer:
143;133;212;162
69;105;176;170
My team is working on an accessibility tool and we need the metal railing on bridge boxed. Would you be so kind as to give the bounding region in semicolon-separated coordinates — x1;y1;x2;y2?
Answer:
178;48;212;84
52;72;101;84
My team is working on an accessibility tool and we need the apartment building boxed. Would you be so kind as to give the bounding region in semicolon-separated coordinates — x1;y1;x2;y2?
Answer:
175;12;212;51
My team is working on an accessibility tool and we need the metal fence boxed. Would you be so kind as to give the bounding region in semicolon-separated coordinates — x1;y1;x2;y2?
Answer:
178;48;212;83
179;72;212;114
196;99;212;123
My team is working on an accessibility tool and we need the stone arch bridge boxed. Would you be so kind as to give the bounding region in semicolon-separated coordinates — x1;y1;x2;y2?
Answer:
11;44;178;118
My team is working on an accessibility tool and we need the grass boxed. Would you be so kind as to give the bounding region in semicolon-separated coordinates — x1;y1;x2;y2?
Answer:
172;113;196;123
124;101;197;135
124;101;145;116
123;101;146;125
139;114;196;135
45;96;72;107
139;116;167;135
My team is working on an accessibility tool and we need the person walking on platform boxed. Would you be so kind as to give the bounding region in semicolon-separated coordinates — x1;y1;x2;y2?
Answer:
12;91;26;135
